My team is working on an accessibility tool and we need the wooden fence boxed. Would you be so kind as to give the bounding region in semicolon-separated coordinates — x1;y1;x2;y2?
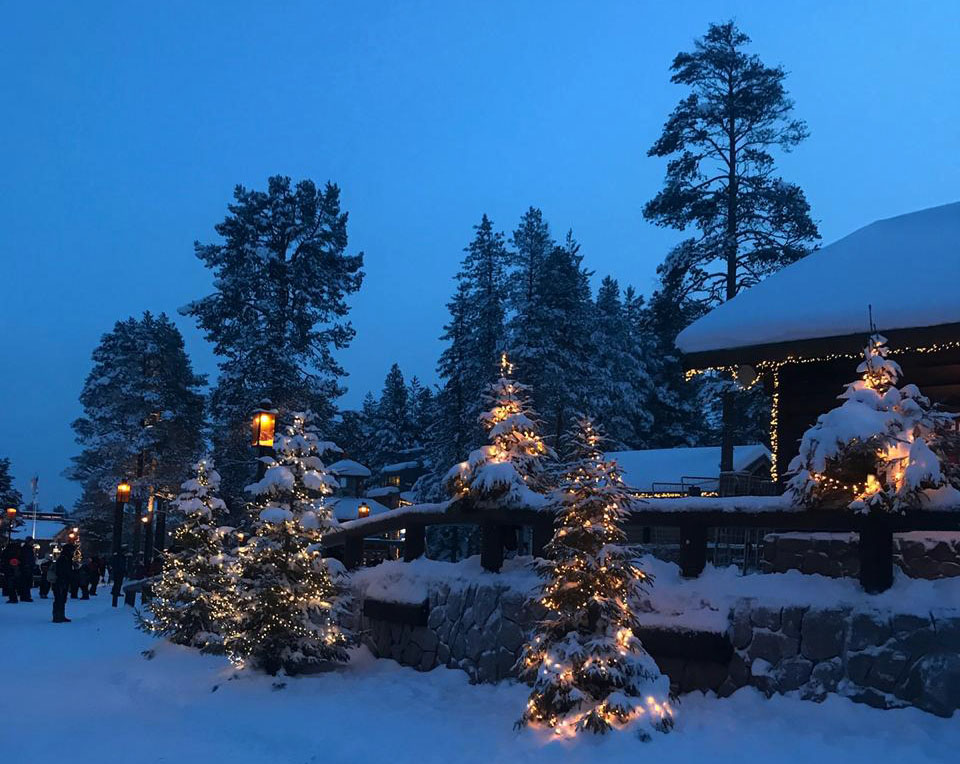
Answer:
323;499;960;594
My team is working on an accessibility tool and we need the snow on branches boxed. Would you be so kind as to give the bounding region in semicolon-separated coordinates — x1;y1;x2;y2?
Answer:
518;417;672;737
445;354;555;509
223;412;352;675
137;460;232;652
788;335;957;513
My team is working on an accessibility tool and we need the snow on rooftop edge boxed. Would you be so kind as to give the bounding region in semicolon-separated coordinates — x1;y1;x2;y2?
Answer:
677;201;960;355
608;444;771;492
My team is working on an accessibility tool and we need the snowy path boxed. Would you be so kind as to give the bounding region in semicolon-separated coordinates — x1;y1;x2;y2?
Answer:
1;595;956;764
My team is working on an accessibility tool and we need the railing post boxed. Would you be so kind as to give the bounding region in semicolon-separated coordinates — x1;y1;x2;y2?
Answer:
481;522;504;573
344;535;364;570
404;523;426;562
532;517;553;558
859;514;894;593
679;521;708;578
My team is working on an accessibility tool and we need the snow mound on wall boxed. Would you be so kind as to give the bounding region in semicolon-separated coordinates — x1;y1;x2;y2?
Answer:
677;201;960;354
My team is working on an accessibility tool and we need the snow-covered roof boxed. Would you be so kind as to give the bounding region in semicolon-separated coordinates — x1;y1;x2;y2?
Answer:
381;460;421;473
677;201;960;355
606;445;771;493
327;459;372;478
328;497;389;522
366;485;399;498
12;519;69;541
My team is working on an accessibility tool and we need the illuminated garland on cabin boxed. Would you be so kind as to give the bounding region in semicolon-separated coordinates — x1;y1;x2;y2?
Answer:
685;339;960;484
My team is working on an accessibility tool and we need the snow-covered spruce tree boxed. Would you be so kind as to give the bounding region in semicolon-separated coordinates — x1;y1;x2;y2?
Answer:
368;363;414;471
788;335;952;512
446;354;554;508
224;412;351;675
138;461;232;652
518;418;672;737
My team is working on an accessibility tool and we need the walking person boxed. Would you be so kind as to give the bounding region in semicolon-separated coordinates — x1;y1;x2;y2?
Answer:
2;540;21;604
18;537;35;602
110;546;128;606
69;554;81;599
86;557;100;596
38;558;52;599
52;543;74;623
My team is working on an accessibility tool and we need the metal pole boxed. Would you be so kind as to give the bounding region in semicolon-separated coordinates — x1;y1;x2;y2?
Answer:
30;476;39;539
154;498;166;554
111;497;124;607
142;490;155;573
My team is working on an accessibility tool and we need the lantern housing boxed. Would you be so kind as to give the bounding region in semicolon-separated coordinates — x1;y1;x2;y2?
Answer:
357;502;371;519
116;481;132;504
4;507;16;521
251;404;277;447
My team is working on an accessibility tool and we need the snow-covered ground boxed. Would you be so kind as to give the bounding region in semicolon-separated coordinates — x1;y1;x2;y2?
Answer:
2;594;956;764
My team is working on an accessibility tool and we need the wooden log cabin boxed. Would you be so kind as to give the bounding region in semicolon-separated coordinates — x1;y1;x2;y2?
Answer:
676;201;960;488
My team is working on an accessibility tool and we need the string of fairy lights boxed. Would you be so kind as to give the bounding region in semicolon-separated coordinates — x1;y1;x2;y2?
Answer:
684;339;960;483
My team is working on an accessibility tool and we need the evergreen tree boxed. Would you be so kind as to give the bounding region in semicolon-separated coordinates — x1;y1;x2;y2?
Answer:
461;215;508;388
447;355;554;509
788;335;953;512
368;363;413;470
518;418;672;737
533;233;594;445
138;461;231;652
68;313;206;539
0;458;23;513
224;412;350;675
588;277;654;449
182;176;364;506
406;376;434;452
636;278;711;448
644;21;818;462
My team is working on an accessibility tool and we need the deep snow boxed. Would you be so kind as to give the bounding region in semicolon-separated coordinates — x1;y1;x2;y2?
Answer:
2;590;957;763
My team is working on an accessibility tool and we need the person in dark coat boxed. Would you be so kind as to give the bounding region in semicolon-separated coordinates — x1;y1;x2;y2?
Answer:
110;547;128;603
18;537;35;602
78;559;90;600
38;558;52;598
3;541;21;604
52;544;74;623
86;557;100;596
69;554;81;599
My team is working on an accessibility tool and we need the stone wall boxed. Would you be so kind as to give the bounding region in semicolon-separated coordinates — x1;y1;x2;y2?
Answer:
725;600;960;717
355;577;960;718
761;532;960;579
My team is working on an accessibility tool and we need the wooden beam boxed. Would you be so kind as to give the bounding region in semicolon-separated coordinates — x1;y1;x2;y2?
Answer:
679;521;707;578
531;516;554;558
859;516;894;594
343;535;364;570
480;522;504;573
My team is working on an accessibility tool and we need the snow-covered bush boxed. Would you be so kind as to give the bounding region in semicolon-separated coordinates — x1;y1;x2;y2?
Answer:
788;335;956;513
223;412;352;675
517;417;672;737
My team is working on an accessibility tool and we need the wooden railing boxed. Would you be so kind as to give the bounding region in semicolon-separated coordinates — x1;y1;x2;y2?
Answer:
323;498;960;593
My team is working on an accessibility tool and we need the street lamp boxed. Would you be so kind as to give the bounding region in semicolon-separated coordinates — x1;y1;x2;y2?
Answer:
111;480;130;607
357;502;371;519
251;400;277;480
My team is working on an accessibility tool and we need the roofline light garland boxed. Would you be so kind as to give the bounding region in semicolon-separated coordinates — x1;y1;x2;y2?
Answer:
684;339;960;484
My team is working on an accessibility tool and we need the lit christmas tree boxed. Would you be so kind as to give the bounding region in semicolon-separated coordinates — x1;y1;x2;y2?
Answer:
446;353;554;508
138;460;232;652
518;417;672;737
223;412;352;675
788;334;952;512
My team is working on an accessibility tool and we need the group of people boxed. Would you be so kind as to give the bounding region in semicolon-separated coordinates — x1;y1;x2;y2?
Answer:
2;539;130;623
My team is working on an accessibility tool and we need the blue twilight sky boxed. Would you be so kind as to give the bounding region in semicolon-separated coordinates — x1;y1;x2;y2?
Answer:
1;2;958;509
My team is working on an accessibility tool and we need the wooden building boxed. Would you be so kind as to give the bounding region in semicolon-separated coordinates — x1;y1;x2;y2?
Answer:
677;201;960;487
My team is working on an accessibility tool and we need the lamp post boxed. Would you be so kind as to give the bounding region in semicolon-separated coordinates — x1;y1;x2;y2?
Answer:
142;492;156;574
4;507;16;543
112;481;130;607
251;400;277;480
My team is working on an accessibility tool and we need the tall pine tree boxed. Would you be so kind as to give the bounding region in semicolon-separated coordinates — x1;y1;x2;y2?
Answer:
644;21;818;465
68;313;206;540
182;176;364;506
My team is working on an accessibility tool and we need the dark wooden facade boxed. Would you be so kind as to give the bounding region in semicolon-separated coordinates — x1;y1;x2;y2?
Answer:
684;322;960;486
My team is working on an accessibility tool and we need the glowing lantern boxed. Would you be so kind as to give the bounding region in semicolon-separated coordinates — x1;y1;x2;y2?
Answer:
5;507;16;522
357;502;371;519
251;405;276;447
116;481;131;504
